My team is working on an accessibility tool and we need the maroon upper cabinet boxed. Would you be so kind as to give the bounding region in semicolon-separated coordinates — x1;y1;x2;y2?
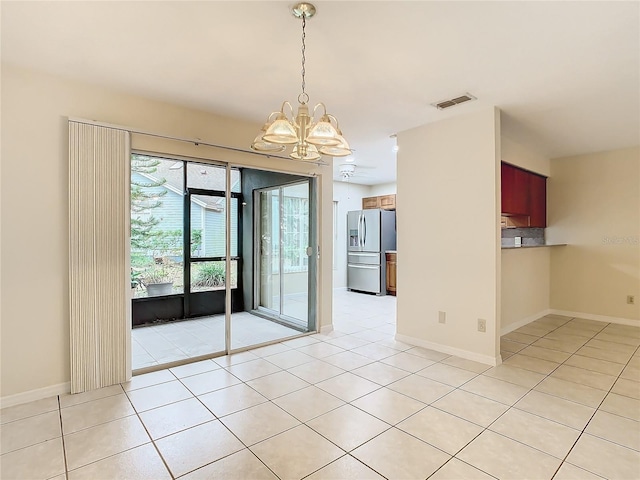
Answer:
501;163;530;215
501;162;547;227
528;173;547;227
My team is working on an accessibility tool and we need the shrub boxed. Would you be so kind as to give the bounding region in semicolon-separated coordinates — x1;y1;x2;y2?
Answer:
193;262;225;287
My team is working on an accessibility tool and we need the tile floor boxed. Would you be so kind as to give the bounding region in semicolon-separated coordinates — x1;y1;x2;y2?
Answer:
2;290;639;479
132;312;304;370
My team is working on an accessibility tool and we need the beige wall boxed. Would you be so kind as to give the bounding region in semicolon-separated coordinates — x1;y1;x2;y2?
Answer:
501;135;550;176
332;181;371;289
368;182;397;197
547;147;640;322
0;64;334;399
396;107;501;364
501;248;551;333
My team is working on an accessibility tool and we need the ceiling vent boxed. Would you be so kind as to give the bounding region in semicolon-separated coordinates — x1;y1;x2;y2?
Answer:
431;93;477;110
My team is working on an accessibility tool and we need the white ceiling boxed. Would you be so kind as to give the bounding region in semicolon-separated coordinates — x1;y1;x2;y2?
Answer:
2;1;638;185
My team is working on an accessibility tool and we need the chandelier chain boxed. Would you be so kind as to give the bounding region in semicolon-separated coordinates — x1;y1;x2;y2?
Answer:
299;15;309;104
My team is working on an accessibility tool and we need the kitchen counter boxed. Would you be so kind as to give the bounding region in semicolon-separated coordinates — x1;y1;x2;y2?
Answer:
501;244;567;249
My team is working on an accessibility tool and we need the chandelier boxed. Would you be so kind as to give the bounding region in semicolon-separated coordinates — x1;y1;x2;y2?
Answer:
251;2;351;161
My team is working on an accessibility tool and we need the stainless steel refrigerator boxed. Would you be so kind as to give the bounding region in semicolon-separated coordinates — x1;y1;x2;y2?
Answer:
347;209;396;294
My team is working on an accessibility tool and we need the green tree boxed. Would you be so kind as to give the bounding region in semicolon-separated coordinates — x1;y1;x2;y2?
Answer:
131;154;167;252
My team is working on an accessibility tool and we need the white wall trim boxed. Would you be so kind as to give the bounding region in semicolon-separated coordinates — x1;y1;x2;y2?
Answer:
395;334;501;366
501;309;552;335
0;382;70;409
549;309;639;327
320;324;335;334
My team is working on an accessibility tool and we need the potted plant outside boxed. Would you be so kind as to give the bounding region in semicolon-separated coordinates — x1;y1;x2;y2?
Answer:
143;265;174;296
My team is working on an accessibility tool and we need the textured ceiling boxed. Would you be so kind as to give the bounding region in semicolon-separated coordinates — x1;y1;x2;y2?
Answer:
2;1;638;184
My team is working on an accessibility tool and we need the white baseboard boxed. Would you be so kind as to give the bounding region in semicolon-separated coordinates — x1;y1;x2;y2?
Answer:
0;382;70;409
501;309;552;336
320;324;334;334
549;309;639;327
395;334;501;366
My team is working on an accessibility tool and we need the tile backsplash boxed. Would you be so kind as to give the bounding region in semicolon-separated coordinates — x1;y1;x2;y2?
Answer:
501;227;545;247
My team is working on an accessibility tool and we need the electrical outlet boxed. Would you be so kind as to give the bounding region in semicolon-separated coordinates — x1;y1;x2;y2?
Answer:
438;311;446;324
628;295;636;305
477;319;487;333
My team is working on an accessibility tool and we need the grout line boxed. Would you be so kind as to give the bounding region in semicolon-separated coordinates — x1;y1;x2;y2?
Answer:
57;396;71;480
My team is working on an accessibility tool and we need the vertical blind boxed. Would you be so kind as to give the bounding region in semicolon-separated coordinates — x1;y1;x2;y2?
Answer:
69;121;130;393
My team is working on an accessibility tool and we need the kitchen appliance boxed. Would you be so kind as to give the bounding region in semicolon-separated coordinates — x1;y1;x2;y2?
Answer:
347;209;396;294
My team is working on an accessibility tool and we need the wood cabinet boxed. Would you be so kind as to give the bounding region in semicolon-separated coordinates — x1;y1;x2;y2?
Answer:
363;194;396;211
385;252;396;296
501;162;547;227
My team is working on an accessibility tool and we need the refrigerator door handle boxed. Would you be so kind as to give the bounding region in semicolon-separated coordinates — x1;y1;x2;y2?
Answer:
359;213;363;248
362;215;367;247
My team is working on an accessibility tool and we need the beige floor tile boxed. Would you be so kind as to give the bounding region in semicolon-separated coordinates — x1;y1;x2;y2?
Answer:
220;401;299;446
600;392;640;421
246;371;310;399
67;443;171;480
198;383;268;417
307;404;389;451
139;397;215;439
325;334;371;350
457;430;561;480
272;386;344;422
387;375;453;404
350;343;400;361
251;425;344;480
579;344;633;363
533;337;584;353
306;454;385;480
351;427;450;479
429;458;495;480
483;364;546;388
501;339;528;353
169;359;219;378
380;351;436;372
621;364;640;381
0;438;65;480
352;362;410;386
551;325;597;339
586;410;640;450
322;351;374;371
261;349;314;369
534;376;607;408
612;377;640;399
503;332;539;345
515;390;595;430
295;342;346;359
397;406;483;455
121;371;175;392
0;410;61;454
155;420;244;477
503;353;560;375
351;329;390;343
64;415;150;470
180;448;277;480
564;354;625;376
566;433;640;479
490;408;580;458
515;323;555;337
225;358;282;382
287;359;345;383
404;346;450;361
351;387;426;425
61;384;125;407
375;338;412;351
316;372;381;403
250;342;293;357
551;365;617;391
61;393;135;434
544;331;590;345
416;363;478;387
516;345;572;363
0;396;59;425
126;380;193;412
602;324;640;339
554;462;605;480
212;350;259;367
179;369;242;396
460;375;530;405
432;390;509;427
501;350;514;360
440;356;492;374
594;331;640;347
281;336;321;348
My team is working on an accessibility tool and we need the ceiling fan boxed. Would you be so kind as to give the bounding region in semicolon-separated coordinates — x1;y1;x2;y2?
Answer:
338;163;373;182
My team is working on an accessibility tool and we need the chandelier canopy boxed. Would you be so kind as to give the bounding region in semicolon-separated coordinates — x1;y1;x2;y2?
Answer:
251;3;351;161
